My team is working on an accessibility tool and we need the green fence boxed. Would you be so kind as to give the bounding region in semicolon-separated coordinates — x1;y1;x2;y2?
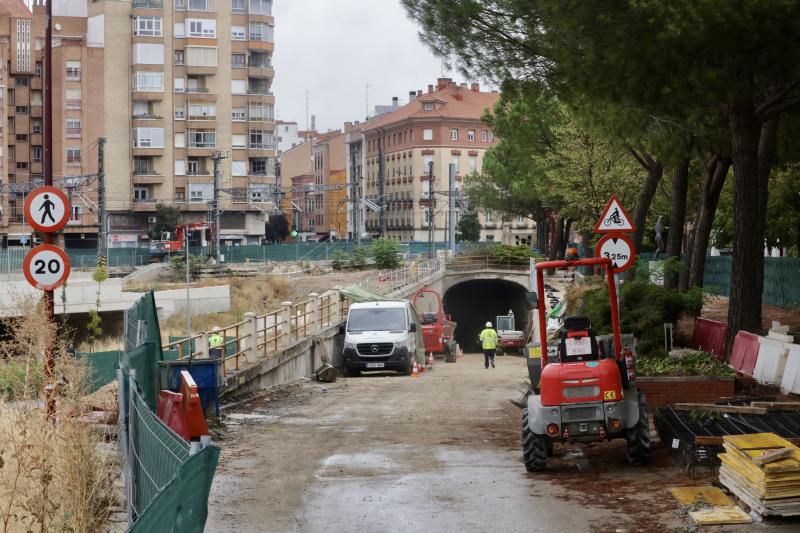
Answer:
75;350;121;392
119;292;220;532
704;256;800;307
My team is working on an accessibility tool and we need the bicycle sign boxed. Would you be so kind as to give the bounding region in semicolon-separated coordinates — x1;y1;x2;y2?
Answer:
593;194;636;234
595;234;636;273
24;186;70;233
23;244;71;291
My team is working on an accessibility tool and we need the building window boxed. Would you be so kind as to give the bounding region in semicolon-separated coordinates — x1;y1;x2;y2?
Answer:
423;102;433;111
450;128;458;141
249;0;272;16
186;46;217;67
188;19;216;38
231;26;246;40
174;22;185;38
133;43;164;65
450;155;459;173
32;119;41;134
134;16;162;37
133;128;165;148
423;128;433;141
187;160;199;175
175;187;186;201
188;104;216;120
248;22;273;42
174;105;186;120
16;162;27;170
187;130;216;148
232;160;247;176
35;62;42;77
65;61;81;81
481;130;487;142
32;146;41;161
231;79;246;95
66;148;81;164
489;131;494;142
231;53;246;68
174;77;185;93
135;71;164;92
468;155;477;174
133;157;150;174
15;106;27;114
174;50;184;65
486;209;494;223
15;134;27;142
467;130;475;141
232;134;246;148
67;119;81;136
134;186;149;201
231;0;246;12
251;158;267;174
231;107;246;121
15;77;27;86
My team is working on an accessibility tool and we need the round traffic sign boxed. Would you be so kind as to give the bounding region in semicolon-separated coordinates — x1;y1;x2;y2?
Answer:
23;244;71;291
24;186;70;232
595;233;637;273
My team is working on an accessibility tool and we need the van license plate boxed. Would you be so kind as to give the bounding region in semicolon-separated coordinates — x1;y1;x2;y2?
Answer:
366;362;385;369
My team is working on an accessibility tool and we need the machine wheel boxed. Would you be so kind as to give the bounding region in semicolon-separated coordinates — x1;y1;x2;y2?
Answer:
626;394;651;465
522;408;548;471
343;366;360;378
402;359;413;376
546;441;554;457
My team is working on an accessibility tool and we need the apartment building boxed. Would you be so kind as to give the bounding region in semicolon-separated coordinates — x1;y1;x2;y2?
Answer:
0;0;103;248
275;119;304;154
362;78;535;244
87;0;277;247
344;120;366;241
311;130;345;239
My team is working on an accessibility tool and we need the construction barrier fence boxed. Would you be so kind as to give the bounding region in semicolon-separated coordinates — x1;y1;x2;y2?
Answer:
119;291;219;532
75;350;122;392
704;256;800;308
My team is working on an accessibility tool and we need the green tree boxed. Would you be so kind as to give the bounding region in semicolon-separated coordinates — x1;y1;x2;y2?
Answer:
350;246;367;269
86;265;108;351
265;214;290;243
457;209;481;242
404;0;800;347
149;204;181;240
371;238;402;270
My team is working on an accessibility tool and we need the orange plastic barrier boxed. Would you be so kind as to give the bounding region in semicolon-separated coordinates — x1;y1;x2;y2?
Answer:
728;331;760;376
155;371;209;441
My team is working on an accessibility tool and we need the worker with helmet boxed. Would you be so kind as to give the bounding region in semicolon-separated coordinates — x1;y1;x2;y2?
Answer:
479;321;498;369
209;326;224;359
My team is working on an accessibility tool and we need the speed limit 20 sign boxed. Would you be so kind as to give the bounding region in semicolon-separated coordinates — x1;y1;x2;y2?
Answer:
23;244;71;291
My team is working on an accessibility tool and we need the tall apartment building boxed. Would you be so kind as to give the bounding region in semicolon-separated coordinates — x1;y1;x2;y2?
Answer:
362;78;534;244
0;0;103;248
344;121;366;241
87;0;277;247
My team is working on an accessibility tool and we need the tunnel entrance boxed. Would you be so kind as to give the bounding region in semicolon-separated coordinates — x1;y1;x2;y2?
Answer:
443;279;529;353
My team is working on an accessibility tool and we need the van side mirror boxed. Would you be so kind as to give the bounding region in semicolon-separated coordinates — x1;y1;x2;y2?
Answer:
409;323;417;333
527;291;538;310
338;324;345;335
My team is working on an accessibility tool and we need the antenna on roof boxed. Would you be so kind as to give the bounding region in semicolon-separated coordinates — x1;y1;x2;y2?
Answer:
305;90;310;130
365;84;370;119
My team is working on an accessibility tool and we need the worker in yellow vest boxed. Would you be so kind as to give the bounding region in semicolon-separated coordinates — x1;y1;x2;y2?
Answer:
479;321;498;369
209;326;224;359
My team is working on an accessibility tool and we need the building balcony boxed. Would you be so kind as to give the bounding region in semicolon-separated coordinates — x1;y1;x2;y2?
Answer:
175;0;215;13
247;66;274;79
132;0;163;8
187;114;217;122
132;146;164;156
131;199;158;211
246;40;274;52
186;89;216;102
132;173;165;185
30;105;42;118
186;146;216;156
185;65;216;76
30;134;42;145
132;90;164;101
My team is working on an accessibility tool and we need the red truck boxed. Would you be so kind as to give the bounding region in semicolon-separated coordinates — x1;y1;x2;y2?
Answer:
411;288;457;362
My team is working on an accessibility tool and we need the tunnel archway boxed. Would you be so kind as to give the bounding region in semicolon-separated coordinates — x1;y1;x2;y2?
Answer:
443;279;529;353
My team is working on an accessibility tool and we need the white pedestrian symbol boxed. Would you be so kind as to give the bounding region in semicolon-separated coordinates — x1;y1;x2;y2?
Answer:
39;193;56;224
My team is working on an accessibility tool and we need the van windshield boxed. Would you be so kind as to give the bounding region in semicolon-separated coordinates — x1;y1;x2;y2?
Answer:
347;308;406;332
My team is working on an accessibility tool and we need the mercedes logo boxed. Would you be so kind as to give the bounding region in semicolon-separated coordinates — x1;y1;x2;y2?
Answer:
371;345;379;353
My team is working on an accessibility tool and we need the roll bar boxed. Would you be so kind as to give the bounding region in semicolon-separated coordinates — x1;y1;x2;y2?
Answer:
535;258;621;366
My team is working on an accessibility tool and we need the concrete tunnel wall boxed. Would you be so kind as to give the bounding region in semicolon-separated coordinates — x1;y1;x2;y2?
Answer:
443;279;530;353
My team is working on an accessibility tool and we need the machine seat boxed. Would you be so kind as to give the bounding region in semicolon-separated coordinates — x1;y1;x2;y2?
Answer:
558;316;600;363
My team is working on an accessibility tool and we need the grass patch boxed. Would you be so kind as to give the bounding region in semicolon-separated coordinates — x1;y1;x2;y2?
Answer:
637;351;734;378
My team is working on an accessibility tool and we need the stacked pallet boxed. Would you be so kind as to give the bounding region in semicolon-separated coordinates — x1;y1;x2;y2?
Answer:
719;433;800;516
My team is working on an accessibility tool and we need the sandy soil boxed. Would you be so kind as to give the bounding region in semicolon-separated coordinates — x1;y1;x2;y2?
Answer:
204;354;799;533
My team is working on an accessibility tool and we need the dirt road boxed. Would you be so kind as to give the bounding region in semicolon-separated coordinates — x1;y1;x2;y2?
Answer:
206;355;795;533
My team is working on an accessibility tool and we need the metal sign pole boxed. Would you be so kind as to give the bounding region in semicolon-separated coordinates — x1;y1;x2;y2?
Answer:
43;0;56;418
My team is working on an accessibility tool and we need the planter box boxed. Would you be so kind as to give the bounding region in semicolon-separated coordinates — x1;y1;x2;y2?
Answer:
636;375;735;407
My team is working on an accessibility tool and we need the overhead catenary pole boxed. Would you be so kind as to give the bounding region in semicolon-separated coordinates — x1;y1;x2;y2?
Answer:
211;152;226;264
185;225;191;341
97;137;107;263
43;0;55;417
428;161;435;258
448;162;456;251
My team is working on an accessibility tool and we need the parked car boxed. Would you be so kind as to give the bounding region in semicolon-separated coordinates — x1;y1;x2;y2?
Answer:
341;300;422;376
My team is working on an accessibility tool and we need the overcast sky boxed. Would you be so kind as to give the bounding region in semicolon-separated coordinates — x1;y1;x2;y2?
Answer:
272;0;450;132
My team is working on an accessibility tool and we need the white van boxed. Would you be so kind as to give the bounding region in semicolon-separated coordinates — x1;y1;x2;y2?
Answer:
341;300;421;376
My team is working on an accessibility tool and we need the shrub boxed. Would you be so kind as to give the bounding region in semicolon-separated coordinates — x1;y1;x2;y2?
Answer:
578;279;705;356
371;238;402;269
331;250;346;270
490;244;534;264
637;351;734;377
351;246;367;269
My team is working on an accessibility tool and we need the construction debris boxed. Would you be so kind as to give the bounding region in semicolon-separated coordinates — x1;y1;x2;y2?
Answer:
719;433;800;516
668;486;752;525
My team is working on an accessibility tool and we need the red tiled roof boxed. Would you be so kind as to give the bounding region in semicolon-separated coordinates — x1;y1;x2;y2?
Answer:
0;0;32;19
364;82;499;131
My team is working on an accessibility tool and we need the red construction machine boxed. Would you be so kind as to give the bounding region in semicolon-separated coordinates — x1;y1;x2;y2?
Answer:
149;222;212;261
411;288;457;362
522;257;649;471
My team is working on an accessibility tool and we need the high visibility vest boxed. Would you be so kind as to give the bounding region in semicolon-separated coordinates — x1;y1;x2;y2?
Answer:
209;334;223;348
479;328;498;350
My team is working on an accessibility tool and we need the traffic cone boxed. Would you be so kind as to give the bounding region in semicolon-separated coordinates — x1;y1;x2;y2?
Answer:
457;345;464;359
428;352;434;368
411;361;419;378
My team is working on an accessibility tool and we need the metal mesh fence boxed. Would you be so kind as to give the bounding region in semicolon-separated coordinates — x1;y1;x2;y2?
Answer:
704;256;799;307
120;292;219;532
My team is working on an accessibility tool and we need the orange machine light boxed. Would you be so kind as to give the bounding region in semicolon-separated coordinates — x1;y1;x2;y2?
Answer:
546;423;560;436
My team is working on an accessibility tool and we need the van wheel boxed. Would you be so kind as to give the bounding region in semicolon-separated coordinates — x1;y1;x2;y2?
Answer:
403;359;412;376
